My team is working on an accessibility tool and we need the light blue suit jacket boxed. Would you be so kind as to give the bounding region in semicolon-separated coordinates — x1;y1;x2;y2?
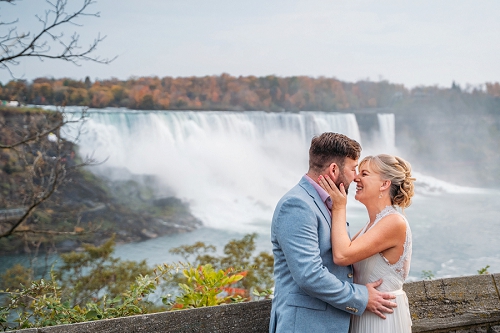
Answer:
269;176;368;333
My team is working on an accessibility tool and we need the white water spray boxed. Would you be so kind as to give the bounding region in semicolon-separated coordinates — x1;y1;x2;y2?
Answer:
60;108;491;233
65;110;362;232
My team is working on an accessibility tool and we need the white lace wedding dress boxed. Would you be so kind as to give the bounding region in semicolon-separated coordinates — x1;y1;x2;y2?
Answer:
349;206;413;333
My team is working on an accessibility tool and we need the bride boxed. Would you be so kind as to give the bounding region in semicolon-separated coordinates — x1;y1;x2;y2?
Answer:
319;154;415;333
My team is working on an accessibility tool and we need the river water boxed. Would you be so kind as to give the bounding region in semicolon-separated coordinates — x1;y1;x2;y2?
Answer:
108;186;500;281
1;108;499;281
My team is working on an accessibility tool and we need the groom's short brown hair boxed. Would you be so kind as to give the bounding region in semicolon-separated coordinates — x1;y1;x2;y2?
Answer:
308;132;361;173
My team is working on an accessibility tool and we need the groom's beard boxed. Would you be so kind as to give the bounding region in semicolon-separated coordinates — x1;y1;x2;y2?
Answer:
336;172;350;195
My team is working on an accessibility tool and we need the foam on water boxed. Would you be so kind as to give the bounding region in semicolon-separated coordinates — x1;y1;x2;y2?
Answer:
413;171;498;195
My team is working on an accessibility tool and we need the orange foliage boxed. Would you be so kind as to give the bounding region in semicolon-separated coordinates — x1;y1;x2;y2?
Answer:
486;82;500;97
90;86;113;108
1;74;441;112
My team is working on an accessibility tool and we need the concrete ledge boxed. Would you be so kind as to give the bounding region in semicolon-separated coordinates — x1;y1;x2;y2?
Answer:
9;274;500;333
407;274;500;332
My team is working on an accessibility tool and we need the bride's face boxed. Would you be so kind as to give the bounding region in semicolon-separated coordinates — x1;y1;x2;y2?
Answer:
354;161;384;204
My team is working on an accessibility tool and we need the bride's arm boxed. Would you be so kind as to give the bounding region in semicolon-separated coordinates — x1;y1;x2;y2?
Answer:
351;229;362;241
319;176;405;266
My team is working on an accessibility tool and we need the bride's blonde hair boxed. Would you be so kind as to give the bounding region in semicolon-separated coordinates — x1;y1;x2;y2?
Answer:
360;154;416;209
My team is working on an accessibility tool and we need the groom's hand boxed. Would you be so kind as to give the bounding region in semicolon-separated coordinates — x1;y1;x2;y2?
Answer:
365;279;397;319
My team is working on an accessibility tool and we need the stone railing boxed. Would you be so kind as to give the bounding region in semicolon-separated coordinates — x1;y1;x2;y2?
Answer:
10;273;500;333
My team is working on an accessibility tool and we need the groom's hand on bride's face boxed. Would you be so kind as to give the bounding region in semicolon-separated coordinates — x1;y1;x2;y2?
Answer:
365;279;397;319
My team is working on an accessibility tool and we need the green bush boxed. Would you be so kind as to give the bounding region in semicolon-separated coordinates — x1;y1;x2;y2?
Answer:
0;271;159;330
168;233;275;297
165;264;245;310
0;233;275;331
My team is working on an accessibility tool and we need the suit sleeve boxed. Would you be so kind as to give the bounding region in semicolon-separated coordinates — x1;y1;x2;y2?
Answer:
274;196;368;314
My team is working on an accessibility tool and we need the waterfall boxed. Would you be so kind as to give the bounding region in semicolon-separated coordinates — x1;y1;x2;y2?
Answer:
57;107;494;233
62;109;367;232
377;113;396;152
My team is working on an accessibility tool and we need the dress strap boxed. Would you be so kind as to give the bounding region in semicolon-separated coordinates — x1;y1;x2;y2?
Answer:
363;205;398;234
374;206;398;225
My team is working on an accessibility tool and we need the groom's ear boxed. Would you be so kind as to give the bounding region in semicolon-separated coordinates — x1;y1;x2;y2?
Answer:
328;162;338;181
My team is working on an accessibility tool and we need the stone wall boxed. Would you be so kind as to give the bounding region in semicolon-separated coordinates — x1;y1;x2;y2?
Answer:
408;274;500;332
10;274;500;333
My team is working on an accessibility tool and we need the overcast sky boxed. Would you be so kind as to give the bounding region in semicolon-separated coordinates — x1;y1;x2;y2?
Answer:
1;0;499;88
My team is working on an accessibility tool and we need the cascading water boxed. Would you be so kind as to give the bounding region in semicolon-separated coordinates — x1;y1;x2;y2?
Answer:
62;108;490;232
64;110;363;233
376;113;396;153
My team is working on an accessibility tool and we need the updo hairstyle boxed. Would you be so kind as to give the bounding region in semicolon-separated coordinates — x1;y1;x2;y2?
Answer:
360;154;416;209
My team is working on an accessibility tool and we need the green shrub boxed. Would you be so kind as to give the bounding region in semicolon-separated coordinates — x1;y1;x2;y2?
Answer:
165;264;245;310
0;233;275;331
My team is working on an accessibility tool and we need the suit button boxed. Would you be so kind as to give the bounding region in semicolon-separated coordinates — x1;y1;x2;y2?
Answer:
347;273;353;278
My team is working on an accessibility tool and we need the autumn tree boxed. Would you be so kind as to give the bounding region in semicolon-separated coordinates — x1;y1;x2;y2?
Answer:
9;72;495;113
486;82;500;97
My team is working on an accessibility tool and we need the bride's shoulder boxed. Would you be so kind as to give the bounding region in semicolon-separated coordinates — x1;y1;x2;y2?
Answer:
379;213;407;231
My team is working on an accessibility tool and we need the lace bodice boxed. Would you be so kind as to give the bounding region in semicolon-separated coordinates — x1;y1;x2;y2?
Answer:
353;206;412;291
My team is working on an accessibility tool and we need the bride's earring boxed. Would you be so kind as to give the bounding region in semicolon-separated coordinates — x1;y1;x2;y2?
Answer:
379;193;383;199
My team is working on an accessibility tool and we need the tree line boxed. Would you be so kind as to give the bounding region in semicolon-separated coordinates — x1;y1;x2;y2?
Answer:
2;74;498;112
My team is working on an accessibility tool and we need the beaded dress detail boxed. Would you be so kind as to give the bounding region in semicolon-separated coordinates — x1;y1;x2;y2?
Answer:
349;205;413;333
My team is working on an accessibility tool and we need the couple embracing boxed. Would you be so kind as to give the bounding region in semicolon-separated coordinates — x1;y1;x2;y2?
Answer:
270;132;416;333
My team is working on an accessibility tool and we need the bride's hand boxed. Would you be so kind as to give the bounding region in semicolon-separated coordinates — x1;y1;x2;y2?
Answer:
318;175;347;211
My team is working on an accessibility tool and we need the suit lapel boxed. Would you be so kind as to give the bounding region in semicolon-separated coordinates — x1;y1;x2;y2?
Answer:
299;176;331;228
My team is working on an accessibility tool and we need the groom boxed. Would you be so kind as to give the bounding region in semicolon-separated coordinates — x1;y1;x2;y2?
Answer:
269;132;396;333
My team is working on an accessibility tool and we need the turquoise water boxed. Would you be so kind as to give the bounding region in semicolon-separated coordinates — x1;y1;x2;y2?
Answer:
1;187;499;281
111;189;500;281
